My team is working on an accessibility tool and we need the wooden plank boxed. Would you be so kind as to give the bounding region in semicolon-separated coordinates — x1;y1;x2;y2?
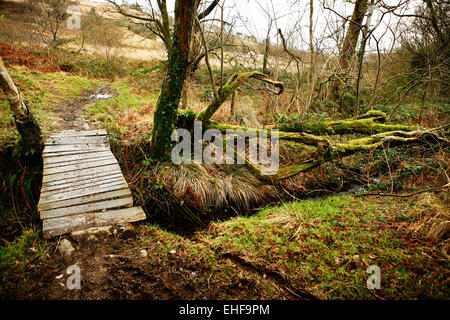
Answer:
46;135;109;145
38;181;130;205
48;130;107;138
43;158;118;175
42;168;123;187
43;149;109;158
42;164;121;183
45;155;115;169
38;189;132;211
40;196;133;219
43;206;146;238
41;176;126;196
41;173;124;193
44;151;112;165
41;175;125;194
43;144;108;154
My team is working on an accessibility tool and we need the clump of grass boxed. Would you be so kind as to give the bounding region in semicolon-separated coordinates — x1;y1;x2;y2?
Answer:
152;161;277;208
406;192;450;249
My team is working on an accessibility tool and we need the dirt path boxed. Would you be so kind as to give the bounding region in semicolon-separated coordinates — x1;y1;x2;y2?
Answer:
52;84;117;131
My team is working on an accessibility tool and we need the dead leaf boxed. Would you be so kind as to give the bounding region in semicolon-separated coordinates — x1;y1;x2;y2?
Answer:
362;257;369;267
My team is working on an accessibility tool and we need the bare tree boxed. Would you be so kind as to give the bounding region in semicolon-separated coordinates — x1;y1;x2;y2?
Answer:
0;58;43;154
308;0;314;82
326;0;370;102
27;0;73;46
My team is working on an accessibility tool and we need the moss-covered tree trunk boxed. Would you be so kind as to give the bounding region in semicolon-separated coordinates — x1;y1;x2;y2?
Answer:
331;0;369;100
151;0;200;159
0;57;43;155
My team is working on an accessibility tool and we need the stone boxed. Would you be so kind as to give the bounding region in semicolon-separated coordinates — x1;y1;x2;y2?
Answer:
58;239;75;256
139;249;148;258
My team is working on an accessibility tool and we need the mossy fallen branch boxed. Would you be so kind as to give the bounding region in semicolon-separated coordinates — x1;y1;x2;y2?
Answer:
176;109;447;182
196;71;284;123
184;110;417;143
251;129;448;181
277;110;416;135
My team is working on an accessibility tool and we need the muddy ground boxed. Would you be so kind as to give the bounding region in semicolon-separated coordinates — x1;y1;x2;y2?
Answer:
4;226;295;300
52;84;117;131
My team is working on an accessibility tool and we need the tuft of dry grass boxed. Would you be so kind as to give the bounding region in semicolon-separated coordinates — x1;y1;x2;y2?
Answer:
406;191;450;259
149;161;277;211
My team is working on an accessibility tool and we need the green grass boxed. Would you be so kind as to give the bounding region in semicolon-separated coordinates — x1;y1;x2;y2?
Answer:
85;80;156;135
0;228;49;294
0;64;159;143
198;194;449;299
86;81;151;115
0;65;104;140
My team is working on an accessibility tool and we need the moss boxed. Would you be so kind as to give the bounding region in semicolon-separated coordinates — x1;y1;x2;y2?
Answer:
151;33;190;159
277;111;415;135
357;110;387;121
271;161;320;180
176;109;197;129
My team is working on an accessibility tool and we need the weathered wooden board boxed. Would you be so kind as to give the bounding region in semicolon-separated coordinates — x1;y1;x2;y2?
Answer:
41;173;124;193
39;181;129;205
40;196;133;219
42;169;123;187
45;155;115;169
41;176;126;196
42;164;121;183
43;149;110;158
43;207;146;238
38;189;132;211
47;130;107;138
43;158;118;175
45;135;109;145
44;151;113;165
43;144;108;154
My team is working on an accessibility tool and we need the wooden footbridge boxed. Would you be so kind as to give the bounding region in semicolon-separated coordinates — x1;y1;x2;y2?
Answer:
38;130;146;238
